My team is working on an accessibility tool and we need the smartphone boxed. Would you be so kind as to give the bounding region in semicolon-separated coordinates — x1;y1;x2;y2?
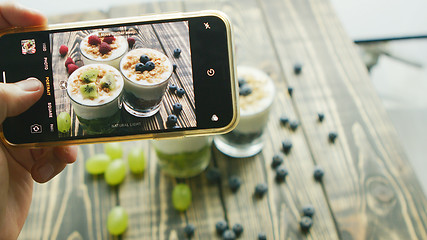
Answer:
0;11;238;147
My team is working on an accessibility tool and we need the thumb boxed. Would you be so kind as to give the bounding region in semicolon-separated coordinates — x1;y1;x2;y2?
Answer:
0;78;44;123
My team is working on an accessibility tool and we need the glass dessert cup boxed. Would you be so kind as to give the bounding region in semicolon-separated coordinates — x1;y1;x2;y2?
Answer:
67;64;124;134
152;136;212;178
80;31;128;69
214;66;275;158
120;48;173;117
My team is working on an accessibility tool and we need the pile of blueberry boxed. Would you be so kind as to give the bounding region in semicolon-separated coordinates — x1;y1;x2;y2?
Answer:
169;83;186;98
135;54;155;72
300;205;315;232
216;220;245;240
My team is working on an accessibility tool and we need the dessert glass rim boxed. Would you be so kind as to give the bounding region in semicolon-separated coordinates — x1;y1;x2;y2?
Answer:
119;48;173;87
80;31;128;62
238;65;275;117
66;64;124;107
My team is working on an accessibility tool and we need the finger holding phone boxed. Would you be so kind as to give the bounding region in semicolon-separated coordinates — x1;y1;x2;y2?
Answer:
0;3;78;238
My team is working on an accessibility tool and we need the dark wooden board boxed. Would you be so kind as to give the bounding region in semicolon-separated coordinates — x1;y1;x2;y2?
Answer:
20;144;118;240
258;0;427;239
20;0;427;239
184;0;339;239
114;2;226;240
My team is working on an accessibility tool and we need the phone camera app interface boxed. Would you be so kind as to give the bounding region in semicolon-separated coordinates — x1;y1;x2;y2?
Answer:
49;21;195;139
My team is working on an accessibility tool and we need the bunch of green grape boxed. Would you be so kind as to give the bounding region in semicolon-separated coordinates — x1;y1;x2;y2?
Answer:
85;142;146;235
85;142;146;185
85;142;193;236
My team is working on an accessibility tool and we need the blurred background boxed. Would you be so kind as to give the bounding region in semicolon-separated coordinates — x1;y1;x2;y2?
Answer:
2;0;426;193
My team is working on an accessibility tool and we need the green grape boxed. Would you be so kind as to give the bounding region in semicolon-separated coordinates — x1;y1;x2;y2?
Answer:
57;112;71;133
107;206;128;236
172;183;192;211
105;159;126;186
85;153;111;175
104;142;123;160
127;148;146;174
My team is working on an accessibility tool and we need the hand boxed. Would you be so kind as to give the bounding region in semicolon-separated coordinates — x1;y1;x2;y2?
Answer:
0;3;78;239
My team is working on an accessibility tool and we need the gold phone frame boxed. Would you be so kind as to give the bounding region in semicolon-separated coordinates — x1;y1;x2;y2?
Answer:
0;10;239;148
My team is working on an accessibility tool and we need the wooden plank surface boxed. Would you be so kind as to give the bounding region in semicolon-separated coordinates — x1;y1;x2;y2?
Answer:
258;0;427;239
19;0;427;239
20;144;118;240
184;0;340;239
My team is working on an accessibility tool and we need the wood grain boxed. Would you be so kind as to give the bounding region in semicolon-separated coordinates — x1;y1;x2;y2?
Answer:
20;0;427;239
184;0;339;239
115;2;226;240
258;0;427;239
20;144;118;240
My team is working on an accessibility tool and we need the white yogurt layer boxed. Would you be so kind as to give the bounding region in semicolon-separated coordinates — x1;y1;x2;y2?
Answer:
152;136;211;155
120;48;173;85
80;32;128;62
234;66;276;133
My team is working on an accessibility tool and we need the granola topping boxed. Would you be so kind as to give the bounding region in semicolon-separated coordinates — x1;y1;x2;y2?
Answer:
120;48;172;85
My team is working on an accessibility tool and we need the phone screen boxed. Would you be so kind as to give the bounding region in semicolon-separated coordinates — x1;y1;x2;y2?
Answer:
0;14;236;145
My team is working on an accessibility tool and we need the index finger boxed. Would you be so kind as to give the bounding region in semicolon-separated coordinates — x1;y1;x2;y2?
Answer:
0;3;46;29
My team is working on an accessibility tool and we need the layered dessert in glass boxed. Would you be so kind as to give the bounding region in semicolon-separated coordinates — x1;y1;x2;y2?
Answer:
67;64;124;134
120;48;173;117
80;31;128;69
152;136;211;178
214;66;275;157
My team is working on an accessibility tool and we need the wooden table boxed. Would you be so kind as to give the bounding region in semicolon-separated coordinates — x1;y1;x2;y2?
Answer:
19;0;427;239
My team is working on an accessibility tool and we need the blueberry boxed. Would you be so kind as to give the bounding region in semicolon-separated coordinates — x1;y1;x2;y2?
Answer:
140;54;150;64
288;87;293;97
275;167;288;182
289;120;299;131
232;223;244;237
174;48;182;58
328;132;338;143
145;61;155;71
313;166;324;182
255;183;268;198
215;220;228;235
282;140;292;155
271;154;283;169
280;115;289;126
135;62;145;72
177;88;186;97
294;62;303;74
172;103;182;114
173;63;177;72
258;232;267;240
239;85;252;96
318;112;325;122
299;216;313;232
169;84;177;92
228;176;241;192
238;78;247;87
166;114;178;127
222;230;236;240
184;224;195;237
206;168;221;184
302;205;315;217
